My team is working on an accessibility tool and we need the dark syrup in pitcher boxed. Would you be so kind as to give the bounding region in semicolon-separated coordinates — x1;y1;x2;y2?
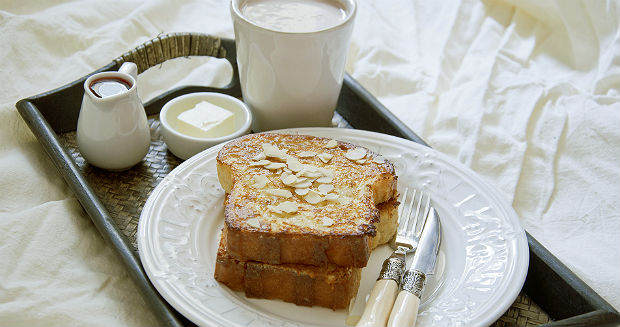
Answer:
89;77;132;98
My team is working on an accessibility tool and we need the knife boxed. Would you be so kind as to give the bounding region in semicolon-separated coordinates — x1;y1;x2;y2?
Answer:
387;206;441;327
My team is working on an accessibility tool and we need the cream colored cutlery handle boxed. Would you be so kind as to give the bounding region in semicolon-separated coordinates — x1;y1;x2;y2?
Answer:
356;279;399;327
387;290;420;327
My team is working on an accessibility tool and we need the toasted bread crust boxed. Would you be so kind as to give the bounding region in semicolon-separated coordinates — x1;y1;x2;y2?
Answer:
225;198;398;267
217;133;398;267
215;229;362;310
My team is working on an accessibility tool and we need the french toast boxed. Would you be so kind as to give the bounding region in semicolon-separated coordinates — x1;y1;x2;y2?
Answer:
214;199;399;309
216;133;398;267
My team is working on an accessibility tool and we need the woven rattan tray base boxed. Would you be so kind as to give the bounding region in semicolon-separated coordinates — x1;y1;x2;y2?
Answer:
58;115;552;326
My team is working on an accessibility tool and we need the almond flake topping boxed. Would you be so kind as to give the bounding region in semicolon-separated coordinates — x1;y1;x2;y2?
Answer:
355;159;366;164
298;168;322;178
318;153;333;163
266;189;293;198
316;176;333;184
281;174;298;185
249;159;271;166
345;148;367;161
325;193;339;201
338;197;351;205
318;184;334;194
252;175;269;188
268;201;298;214
251;152;266;161
295;188;309;196
246;218;261;228
304;190;325;204
325;140;338;148
262;143;289;160
293;180;313;189
373;155;386;164
322;217;334;226
265;162;286;170
298;151;317;158
286;157;304;172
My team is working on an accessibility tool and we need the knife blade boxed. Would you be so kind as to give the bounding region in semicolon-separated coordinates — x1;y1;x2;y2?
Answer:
387;206;441;327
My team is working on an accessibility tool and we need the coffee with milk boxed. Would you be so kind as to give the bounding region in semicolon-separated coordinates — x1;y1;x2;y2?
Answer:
240;0;347;33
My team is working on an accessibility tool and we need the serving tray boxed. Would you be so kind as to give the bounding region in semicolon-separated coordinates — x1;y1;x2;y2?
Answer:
16;33;619;327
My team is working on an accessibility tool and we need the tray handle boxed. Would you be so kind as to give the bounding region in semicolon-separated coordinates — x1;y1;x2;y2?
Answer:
113;32;228;74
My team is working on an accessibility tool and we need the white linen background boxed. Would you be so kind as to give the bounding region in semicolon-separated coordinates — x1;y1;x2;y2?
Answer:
1;0;618;325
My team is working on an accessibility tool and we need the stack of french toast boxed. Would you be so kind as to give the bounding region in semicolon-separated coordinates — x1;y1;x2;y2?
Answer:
214;133;399;309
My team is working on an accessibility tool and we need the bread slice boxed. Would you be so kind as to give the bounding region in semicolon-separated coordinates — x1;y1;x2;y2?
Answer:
216;133;398;267
214;199;399;309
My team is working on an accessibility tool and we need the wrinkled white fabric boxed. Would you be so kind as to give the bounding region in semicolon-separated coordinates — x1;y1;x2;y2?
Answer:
0;0;618;325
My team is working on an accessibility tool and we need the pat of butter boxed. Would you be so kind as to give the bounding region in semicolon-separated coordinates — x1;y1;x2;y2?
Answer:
176;101;235;138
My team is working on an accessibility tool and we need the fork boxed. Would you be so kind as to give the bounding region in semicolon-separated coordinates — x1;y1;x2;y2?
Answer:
356;188;431;327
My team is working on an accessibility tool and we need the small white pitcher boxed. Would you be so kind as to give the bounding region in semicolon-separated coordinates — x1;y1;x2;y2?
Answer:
77;62;151;171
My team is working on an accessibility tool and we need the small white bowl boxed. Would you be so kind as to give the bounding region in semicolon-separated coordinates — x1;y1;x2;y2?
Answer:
159;92;252;160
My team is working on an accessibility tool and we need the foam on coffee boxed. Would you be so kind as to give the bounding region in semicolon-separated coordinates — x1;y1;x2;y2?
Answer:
240;0;347;33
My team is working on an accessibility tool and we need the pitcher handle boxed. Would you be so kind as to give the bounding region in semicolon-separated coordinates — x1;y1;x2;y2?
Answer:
118;62;138;80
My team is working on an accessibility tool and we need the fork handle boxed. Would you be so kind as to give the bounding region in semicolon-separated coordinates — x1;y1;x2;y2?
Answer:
356;253;405;327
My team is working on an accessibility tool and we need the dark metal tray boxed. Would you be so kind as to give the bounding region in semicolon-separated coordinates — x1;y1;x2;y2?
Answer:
16;33;619;327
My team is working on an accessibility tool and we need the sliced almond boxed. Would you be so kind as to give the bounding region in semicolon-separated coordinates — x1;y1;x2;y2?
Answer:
252;175;269;188
325;193;339;201
249;159;271;166
294;180;313;189
265;162;286;170
317;153;333;163
298;169;322;178
297;151;317;158
325;139;338;148
266;189;293;198
303;164;320;172
295;188;309;196
251;152;266;161
338;197;351;205
318;167;334;177
304;190;325;204
318;184;334;194
316;176;333;184
269;201;298;214
355;159;366;164
246;218;261;229
262;143;289;160
322;217;334;226
278;201;298;213
345;148;367;161
282;174;298;185
286;157;304;172
372;155;386;164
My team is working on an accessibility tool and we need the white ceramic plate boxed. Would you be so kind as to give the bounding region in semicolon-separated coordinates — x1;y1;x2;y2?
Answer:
137;128;529;327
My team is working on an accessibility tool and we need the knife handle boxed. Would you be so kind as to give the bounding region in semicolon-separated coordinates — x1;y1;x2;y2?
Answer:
356;279;399;327
387;290;420;327
356;253;406;327
387;270;426;327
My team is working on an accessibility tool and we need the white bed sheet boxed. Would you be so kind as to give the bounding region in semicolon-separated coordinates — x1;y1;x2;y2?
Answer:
1;0;618;325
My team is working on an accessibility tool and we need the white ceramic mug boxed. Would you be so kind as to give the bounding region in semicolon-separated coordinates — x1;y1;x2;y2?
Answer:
230;0;356;132
77;62;151;171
